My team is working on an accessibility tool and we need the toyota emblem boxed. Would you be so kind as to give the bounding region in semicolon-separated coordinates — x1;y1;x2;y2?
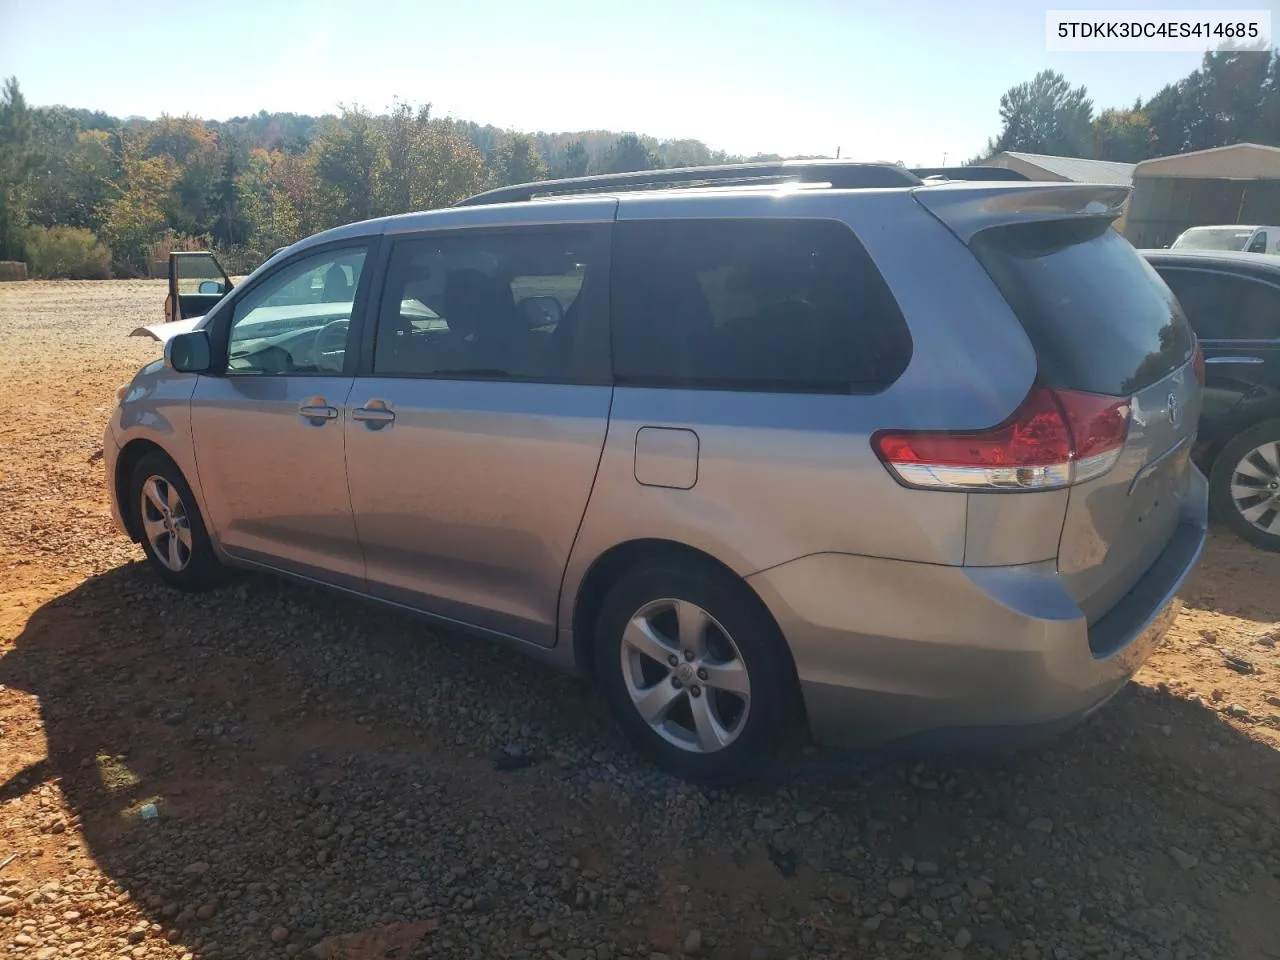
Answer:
1167;392;1181;428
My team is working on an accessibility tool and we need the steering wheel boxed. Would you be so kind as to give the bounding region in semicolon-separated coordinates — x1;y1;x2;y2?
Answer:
313;319;349;373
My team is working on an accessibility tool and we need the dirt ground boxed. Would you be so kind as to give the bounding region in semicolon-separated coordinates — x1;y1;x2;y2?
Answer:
0;280;1278;960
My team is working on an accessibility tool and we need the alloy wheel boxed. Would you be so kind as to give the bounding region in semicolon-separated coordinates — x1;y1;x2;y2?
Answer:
139;475;193;572
620;597;752;754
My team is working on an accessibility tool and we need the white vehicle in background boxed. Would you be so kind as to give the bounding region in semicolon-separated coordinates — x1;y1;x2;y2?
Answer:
1170;225;1280;255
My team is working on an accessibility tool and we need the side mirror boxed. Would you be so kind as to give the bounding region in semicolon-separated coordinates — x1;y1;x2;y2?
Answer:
165;330;212;374
198;279;225;295
516;296;564;328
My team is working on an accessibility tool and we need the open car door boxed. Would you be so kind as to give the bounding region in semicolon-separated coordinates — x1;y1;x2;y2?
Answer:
165;251;233;322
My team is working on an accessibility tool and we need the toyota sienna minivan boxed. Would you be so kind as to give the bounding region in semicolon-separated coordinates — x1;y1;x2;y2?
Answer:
107;161;1208;783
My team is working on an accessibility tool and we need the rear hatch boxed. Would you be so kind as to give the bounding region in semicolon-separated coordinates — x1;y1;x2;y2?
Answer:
970;216;1199;624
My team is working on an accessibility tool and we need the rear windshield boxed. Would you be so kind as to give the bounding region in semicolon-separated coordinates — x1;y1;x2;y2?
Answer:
1172;227;1252;251
972;219;1194;397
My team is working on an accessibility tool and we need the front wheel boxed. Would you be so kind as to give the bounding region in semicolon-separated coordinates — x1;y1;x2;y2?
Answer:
130;452;226;589
1209;419;1280;552
593;562;796;784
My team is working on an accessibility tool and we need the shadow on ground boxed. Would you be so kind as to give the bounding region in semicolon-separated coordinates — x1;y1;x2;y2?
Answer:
2;563;1280;960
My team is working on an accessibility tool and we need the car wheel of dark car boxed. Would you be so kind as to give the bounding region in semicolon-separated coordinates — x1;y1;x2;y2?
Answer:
130;451;227;589
593;561;797;785
1210;418;1280;552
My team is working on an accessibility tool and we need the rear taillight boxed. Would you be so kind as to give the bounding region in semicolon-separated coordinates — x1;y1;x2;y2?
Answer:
872;386;1131;491
1193;341;1206;387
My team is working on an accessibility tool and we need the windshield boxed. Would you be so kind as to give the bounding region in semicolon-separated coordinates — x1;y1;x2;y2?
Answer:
1171;227;1254;252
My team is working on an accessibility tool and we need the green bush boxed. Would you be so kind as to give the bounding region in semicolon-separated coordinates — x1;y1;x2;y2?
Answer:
26;225;112;279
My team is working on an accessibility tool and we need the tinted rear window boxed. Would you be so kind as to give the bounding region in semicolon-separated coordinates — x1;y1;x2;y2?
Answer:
610;218;912;393
972;220;1194;396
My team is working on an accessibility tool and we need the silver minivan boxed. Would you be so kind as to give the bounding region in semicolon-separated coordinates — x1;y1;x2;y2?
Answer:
107;161;1208;783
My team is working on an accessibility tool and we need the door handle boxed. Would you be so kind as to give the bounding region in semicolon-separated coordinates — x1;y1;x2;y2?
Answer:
298;402;339;421
352;400;396;429
1204;356;1264;365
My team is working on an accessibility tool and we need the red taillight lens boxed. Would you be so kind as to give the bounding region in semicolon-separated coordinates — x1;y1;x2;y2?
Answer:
1193;341;1206;387
873;386;1131;491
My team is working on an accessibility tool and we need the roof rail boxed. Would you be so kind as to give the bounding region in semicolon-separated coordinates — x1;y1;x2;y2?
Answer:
910;166;1030;182
454;160;923;207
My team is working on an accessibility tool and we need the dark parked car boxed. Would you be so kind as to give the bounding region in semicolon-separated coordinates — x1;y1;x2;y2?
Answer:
1144;249;1280;551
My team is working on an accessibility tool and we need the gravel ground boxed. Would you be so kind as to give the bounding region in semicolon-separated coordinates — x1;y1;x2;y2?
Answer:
1;280;1279;960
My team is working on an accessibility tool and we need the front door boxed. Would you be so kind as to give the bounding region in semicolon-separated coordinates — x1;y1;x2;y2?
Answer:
168;252;233;322
190;242;374;588
345;221;613;645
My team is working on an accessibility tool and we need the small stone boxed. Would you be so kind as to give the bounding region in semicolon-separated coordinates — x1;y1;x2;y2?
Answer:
943;953;964;960
0;895;17;917
1211;688;1225;702
1028;817;1053;834
1063;905;1081;923
900;856;916;873
915;861;940;876
285;946;301;958
921;904;938;921
1227;703;1251;718
794;810;819;825
271;925;290;943
63;909;81;920
682;929;702;954
827;884;852;904
1267;696;1280;708
752;817;781;833
863;915;883;932
529;921;550;938
888;877;914;900
313;823;333;839
1256;634;1276;648
197;903;216;920
649;953;671;960
1169;846;1198;869
36;949;58;960
955;928;973;949
966;877;993;900
50;820;66;834
1022;942;1041;960
14;933;35;946
183;861;211;875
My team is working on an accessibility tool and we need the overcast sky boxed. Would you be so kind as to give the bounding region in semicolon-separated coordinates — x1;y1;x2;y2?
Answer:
2;0;1271;163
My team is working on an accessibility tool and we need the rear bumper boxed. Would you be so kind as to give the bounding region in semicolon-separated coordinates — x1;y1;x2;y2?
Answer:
747;466;1209;749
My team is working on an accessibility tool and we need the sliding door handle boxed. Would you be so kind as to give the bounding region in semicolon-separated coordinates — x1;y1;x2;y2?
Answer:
353;400;396;429
298;402;339;422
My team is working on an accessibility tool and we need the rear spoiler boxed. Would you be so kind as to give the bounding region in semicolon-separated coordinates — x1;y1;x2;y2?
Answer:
913;182;1131;243
910;166;1030;182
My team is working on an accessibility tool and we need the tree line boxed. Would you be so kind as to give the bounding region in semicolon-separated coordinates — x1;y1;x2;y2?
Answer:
977;46;1280;164
0;78;791;278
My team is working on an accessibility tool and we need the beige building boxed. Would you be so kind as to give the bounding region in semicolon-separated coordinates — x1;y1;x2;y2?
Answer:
1123;143;1280;248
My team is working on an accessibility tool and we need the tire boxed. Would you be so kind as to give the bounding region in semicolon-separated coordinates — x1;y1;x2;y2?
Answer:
129;451;226;589
593;560;796;784
1209;418;1280;552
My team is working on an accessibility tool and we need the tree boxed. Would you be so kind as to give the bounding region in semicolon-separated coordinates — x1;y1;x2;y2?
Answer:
0;77;40;260
1092;108;1154;162
238;148;302;256
144;115;219;235
100;131;181;275
988;70;1094;158
208;149;248;247
603;133;657;173
494;134;547;186
558;139;589;178
27;109;119;231
309;108;386;229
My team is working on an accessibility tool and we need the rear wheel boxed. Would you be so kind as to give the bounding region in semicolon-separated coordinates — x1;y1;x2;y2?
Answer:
130;452;225;589
1210;419;1280;552
593;561;795;784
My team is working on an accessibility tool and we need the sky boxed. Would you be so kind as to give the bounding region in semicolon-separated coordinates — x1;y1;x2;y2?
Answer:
1;0;1276;164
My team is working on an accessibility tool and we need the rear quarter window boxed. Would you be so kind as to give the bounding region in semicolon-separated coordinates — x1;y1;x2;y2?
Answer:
972;220;1194;397
609;218;912;393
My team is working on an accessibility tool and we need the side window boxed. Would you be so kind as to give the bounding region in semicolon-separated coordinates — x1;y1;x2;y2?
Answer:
226;246;368;375
373;228;601;382
610;218;911;393
1160;268;1280;340
1248;231;1268;254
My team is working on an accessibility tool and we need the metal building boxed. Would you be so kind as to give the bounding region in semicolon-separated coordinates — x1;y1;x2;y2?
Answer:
1123;143;1280;248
